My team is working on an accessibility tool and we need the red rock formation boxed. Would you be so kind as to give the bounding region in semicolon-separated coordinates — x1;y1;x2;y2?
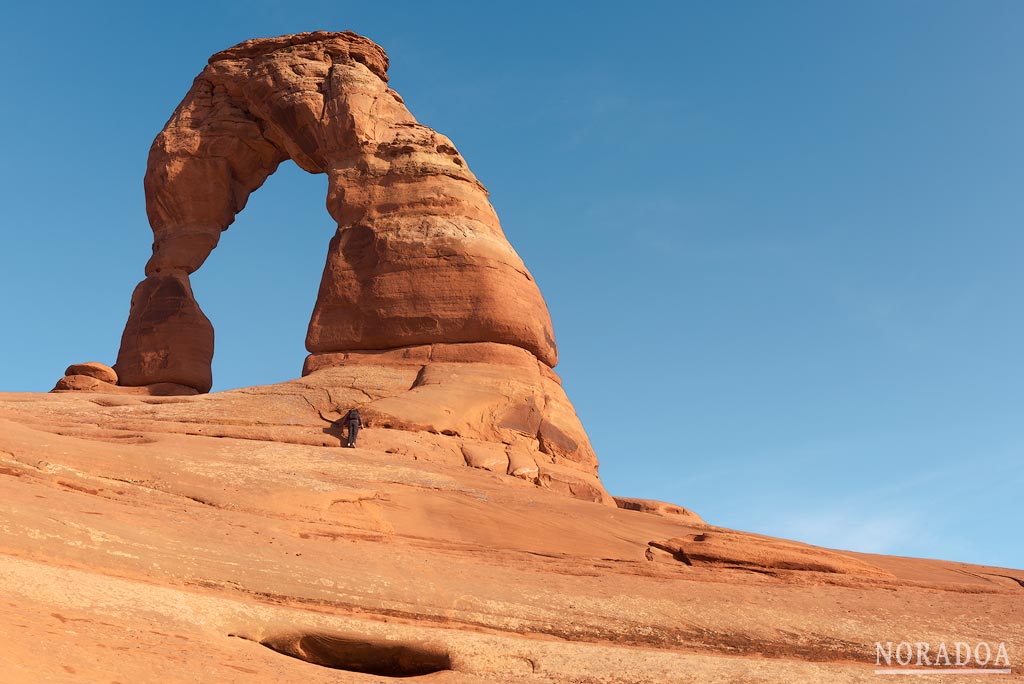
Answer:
615;496;707;524
56;31;603;499
123;30;555;384
63;362;118;384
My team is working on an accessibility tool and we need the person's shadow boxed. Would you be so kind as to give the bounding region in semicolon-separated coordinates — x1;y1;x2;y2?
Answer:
309;406;346;447
324;417;346;447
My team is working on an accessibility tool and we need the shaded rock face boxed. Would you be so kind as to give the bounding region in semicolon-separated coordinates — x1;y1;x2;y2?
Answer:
56;31;604;498
115;273;214;392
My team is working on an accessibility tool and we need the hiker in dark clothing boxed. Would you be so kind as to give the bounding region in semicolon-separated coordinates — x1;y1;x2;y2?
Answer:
342;408;362;448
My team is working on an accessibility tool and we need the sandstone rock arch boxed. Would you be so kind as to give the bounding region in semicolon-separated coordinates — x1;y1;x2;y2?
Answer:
57;32;608;502
115;31;556;393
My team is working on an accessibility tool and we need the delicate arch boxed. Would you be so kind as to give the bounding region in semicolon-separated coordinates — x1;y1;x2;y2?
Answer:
115;32;556;392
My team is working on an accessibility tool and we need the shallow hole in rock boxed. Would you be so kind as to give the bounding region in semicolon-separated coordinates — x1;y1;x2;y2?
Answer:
247;631;452;677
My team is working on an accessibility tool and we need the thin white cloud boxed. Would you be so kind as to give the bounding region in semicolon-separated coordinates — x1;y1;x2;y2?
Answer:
765;508;928;555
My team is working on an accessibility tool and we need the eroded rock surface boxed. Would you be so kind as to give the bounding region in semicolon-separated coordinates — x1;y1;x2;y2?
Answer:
647;532;896;578
615;496;706;525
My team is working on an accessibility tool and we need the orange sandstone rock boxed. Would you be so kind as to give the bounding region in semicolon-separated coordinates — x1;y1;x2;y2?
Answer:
615;496;707;524
64;362;118;384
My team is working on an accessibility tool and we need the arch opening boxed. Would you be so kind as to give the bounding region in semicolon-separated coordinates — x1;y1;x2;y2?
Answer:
190;160;331;390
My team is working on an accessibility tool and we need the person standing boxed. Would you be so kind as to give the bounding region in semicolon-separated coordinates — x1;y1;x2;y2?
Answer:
342;408;362;448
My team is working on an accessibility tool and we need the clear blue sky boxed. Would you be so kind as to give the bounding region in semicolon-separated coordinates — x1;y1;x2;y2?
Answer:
1;1;1021;569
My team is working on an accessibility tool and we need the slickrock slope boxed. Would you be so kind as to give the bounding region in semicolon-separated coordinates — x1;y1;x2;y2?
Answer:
55;343;608;504
1;390;1022;683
